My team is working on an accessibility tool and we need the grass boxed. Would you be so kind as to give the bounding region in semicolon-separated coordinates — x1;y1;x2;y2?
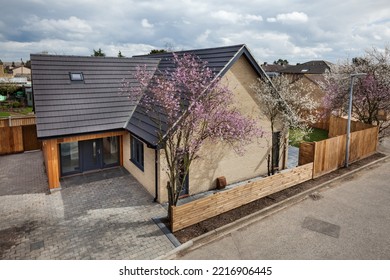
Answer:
0;106;33;117
20;107;33;114
0;112;10;117
289;127;329;147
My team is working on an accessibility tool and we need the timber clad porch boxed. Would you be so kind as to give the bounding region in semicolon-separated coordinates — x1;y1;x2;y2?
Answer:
42;131;126;189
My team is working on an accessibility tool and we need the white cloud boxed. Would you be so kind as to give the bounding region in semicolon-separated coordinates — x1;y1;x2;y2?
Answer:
141;18;154;28
1;0;389;65
21;16;92;34
211;10;263;24
267;12;309;24
196;29;211;44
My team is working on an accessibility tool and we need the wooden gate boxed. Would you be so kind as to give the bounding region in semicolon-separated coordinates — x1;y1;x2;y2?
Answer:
0;116;40;155
22;125;41;151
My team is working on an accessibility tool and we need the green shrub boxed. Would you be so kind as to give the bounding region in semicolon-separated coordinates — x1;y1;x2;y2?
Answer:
12;101;21;108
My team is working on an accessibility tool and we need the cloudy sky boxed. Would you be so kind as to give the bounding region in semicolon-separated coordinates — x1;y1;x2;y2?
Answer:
1;0;389;64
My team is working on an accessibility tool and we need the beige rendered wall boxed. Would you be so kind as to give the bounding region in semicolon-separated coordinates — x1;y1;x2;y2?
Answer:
158;56;274;202
122;133;156;198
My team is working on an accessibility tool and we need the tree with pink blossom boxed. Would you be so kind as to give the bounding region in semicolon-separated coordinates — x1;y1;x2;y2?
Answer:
122;53;264;221
322;45;390;139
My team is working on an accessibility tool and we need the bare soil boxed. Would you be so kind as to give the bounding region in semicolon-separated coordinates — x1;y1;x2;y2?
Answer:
173;153;386;244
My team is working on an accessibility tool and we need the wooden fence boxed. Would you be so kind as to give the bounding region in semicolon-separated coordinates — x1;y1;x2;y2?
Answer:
328;115;374;137
298;142;315;166
0;116;36;128
0;116;40;155
299;119;378;178
171;163;314;232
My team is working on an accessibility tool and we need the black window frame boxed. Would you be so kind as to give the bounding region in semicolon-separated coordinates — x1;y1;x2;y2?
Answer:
130;136;144;171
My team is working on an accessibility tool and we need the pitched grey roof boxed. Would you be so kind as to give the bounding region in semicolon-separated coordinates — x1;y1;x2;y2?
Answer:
127;44;269;147
31;54;159;139
278;60;332;74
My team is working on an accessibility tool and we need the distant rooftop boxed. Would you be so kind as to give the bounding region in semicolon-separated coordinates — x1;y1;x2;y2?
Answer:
278;60;332;74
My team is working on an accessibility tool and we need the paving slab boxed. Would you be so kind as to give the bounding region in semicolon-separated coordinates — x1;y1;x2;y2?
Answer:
0;151;175;260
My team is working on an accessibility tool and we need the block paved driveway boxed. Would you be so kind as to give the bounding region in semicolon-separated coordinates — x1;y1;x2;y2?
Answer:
0;151;174;260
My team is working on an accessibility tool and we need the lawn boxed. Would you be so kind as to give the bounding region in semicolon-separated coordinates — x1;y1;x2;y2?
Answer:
0;111;10;117
0;106;33;117
289;127;329;147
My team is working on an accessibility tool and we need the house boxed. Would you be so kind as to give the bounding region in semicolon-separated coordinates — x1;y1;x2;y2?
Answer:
277;60;332;103
260;62;288;78
31;44;286;202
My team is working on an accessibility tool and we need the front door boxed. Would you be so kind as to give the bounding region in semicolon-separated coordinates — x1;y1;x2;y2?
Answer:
81;139;102;172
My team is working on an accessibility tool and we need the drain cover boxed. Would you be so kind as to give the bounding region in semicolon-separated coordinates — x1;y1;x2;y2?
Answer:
309;192;323;201
302;217;340;238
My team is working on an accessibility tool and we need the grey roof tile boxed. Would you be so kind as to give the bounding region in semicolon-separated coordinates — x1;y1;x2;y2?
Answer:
31;54;159;139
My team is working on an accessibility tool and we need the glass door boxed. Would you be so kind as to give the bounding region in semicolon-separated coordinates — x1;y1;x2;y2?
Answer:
80;139;102;172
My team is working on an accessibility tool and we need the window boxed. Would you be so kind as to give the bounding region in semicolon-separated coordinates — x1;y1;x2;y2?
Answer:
130;136;144;171
69;72;84;81
103;136;119;167
60;142;80;175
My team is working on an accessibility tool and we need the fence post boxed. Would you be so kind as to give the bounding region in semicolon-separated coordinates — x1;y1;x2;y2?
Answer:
312;142;317;179
8;116;12;127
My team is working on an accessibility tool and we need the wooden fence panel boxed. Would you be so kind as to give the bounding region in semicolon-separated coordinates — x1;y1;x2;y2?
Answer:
0;116;36;128
313;135;346;177
0;126;23;155
328;115;374;137
1;117;40;154
171;163;313;232
312;126;378;178
349;126;378;163
298;142;315;166
22;125;41;151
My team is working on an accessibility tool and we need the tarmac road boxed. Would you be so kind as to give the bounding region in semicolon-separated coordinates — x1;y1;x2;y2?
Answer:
176;157;390;260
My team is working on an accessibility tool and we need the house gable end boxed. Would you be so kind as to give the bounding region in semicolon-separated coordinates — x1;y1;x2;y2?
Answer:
126;44;269;147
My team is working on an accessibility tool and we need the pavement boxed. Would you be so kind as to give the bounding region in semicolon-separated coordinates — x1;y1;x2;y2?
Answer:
171;155;390;260
287;145;299;169
0;151;175;260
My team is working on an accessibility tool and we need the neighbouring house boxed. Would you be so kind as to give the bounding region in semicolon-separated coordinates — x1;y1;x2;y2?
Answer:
260;62;288;78
31;44;287;202
277;60;332;104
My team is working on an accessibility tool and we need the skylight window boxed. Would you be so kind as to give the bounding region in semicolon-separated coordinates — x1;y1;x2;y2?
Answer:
69;72;84;81
301;69;309;72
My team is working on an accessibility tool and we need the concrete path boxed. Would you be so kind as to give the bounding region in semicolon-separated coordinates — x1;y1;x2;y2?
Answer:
287;145;299;169
0;151;175;260
176;157;390;259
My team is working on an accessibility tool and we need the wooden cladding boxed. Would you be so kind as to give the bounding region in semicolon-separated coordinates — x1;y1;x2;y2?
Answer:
42;130;126;189
171;163;314;232
58;131;126;143
42;139;60;189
